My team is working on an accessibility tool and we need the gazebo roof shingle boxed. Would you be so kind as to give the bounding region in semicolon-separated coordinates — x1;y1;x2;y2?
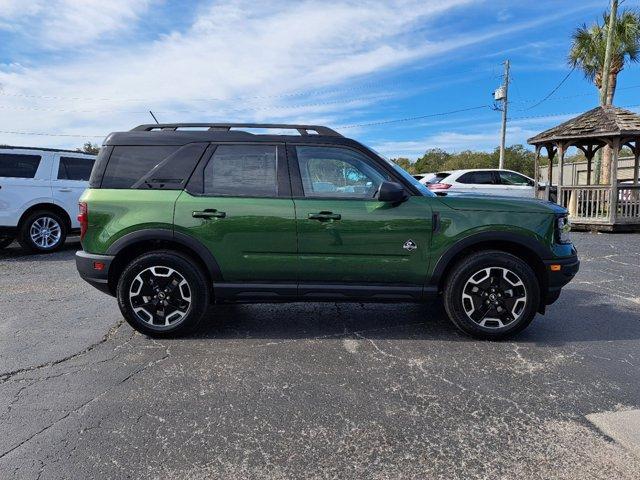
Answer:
528;105;640;145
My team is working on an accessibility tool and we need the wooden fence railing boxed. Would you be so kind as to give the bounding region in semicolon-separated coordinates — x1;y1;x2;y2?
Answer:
559;186;612;222
617;185;640;221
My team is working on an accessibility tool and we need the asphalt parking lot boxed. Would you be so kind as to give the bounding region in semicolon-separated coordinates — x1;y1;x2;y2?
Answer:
1;233;639;479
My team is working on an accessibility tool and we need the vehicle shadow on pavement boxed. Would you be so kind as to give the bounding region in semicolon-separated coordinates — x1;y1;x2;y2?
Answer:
184;288;640;345
0;240;80;261
187;299;466;342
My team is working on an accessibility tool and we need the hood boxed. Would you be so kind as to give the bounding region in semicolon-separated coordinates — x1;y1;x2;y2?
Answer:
435;192;567;214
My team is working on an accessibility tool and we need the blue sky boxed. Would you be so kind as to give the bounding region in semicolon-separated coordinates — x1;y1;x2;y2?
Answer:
0;0;639;159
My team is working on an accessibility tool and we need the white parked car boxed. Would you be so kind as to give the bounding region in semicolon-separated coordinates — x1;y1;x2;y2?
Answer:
0;146;96;252
425;169;537;197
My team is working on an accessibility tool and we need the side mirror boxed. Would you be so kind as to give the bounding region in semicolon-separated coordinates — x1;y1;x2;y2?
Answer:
376;181;407;203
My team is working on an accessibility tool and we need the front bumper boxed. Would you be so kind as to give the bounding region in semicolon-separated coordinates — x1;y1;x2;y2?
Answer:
75;250;115;296
543;254;580;305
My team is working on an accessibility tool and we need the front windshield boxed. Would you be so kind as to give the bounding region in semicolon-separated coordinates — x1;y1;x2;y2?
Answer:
366;147;435;197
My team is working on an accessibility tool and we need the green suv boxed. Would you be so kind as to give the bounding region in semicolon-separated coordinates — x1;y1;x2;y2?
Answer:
76;123;579;340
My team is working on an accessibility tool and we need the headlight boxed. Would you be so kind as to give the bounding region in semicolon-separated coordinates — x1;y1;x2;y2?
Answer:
556;215;571;244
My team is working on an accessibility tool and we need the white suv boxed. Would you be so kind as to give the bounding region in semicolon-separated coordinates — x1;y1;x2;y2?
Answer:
425;169;536;197
0;146;96;252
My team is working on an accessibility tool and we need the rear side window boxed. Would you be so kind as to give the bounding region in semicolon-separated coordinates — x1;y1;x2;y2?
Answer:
428;172;451;184
0;153;41;178
57;156;95;181
100;144;206;189
458;171;496;185
204;144;278;197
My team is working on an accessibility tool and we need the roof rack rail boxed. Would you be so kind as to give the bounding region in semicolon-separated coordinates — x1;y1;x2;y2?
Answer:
131;123;342;137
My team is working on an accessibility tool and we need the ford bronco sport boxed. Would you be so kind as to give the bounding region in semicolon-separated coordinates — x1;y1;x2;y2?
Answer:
76;123;579;340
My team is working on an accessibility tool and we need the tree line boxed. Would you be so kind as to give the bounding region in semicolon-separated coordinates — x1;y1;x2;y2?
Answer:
391;144;633;178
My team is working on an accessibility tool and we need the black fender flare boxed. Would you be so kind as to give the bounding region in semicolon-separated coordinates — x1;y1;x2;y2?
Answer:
106;228;223;281
428;231;552;287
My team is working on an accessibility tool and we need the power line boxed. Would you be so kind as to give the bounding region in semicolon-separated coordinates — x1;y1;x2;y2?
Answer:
0;130;104;138
338;105;490;129
0;82;396;104
513;68;575;111
0;93;395;114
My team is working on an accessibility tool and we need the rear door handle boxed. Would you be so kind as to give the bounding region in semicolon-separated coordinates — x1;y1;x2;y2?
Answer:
58;188;72;192
192;209;226;219
308;211;341;221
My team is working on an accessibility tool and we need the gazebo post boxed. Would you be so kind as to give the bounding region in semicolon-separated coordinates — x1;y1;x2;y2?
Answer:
533;146;540;198
585;145;594;186
609;138;619;224
557;142;565;206
545;145;556;201
634;141;640;186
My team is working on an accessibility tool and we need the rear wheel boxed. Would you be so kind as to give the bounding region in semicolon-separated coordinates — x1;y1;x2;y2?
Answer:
117;250;210;337
18;210;67;253
443;250;540;340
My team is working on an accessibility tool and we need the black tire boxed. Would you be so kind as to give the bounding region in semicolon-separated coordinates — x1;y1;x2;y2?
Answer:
117;250;210;337
0;236;14;249
18;210;68;253
443;250;540;340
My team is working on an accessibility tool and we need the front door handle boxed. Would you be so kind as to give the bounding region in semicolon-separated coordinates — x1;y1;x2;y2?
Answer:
193;209;226;219
308;211;341;221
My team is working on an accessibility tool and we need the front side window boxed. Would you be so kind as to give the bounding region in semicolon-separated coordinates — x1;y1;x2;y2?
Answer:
57;156;95;181
499;171;532;186
458;171;495;185
204;144;278;197
296;146;388;198
0;153;41;178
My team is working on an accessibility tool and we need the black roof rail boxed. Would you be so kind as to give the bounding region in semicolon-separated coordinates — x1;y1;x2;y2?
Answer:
131;123;342;137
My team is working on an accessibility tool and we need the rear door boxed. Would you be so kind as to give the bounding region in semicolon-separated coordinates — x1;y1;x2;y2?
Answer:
0;150;51;228
52;155;95;228
174;143;298;284
290;144;432;287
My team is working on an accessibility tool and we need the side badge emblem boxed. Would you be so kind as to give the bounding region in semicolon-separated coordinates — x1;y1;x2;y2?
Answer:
403;239;417;252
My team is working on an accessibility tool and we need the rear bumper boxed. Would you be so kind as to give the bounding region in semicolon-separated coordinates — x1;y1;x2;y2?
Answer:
75;250;115;296
543;254;580;305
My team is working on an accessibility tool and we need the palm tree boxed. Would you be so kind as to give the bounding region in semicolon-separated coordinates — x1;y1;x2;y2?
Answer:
568;9;640;183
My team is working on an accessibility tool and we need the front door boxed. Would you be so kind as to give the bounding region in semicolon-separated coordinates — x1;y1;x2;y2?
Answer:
290;144;432;286
497;170;535;197
174;143;298;283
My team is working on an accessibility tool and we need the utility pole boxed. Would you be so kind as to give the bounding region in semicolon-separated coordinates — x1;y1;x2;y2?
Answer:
498;60;510;169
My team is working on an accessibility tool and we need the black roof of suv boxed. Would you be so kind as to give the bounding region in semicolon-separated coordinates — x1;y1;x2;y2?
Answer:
105;123;349;147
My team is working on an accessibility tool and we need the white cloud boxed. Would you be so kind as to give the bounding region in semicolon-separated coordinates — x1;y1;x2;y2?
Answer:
0;0;154;47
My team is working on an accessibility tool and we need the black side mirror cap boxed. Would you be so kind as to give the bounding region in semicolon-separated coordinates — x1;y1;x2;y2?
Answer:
377;181;408;203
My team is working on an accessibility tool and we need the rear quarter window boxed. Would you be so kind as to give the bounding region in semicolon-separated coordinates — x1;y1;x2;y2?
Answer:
99;144;206;189
0;153;42;178
57;156;95;181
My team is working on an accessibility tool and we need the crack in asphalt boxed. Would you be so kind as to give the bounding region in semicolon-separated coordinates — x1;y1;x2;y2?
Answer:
0;319;125;383
0;343;171;461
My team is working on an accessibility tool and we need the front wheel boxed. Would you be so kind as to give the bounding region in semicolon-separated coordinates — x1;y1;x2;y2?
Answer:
443;250;540;340
117;250;210;337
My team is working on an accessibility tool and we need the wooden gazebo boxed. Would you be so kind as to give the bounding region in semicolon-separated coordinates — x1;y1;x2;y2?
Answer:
528;105;640;231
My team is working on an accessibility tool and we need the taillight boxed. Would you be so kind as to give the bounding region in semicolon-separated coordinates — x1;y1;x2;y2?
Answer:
428;183;452;190
78;202;88;240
